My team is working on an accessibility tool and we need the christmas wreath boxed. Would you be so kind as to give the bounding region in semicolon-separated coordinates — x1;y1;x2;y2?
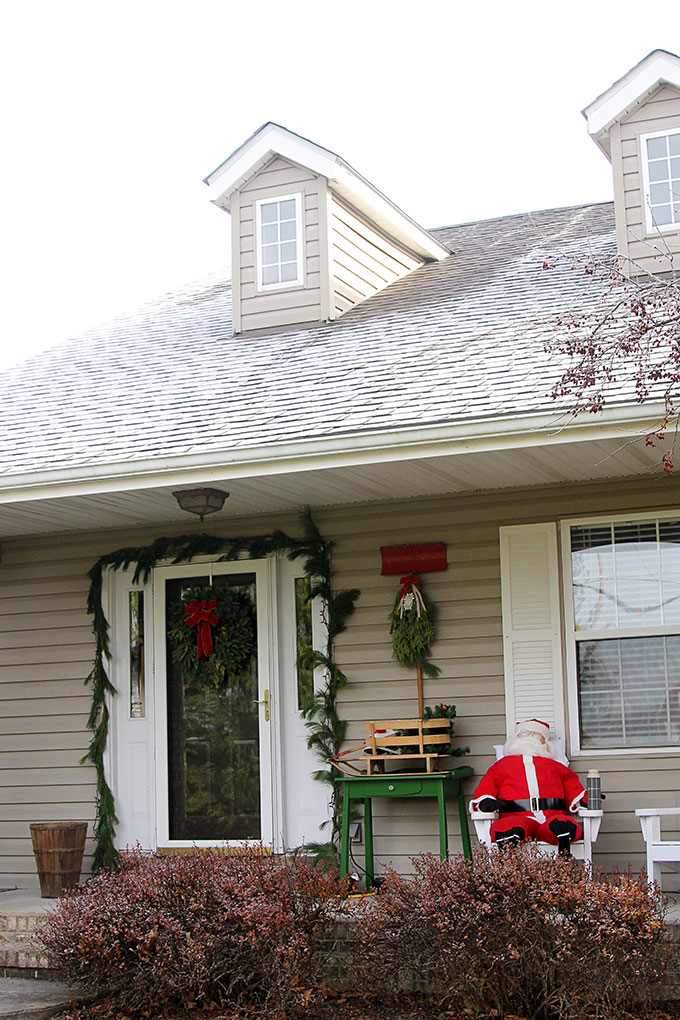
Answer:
389;574;441;678
167;584;256;689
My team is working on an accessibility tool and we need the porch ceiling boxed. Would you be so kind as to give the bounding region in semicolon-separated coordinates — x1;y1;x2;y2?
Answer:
0;432;667;540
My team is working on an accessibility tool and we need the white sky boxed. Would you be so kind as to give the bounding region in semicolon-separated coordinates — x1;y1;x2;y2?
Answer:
0;1;677;371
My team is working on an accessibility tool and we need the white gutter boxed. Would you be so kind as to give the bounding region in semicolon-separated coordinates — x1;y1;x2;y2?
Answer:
0;403;668;505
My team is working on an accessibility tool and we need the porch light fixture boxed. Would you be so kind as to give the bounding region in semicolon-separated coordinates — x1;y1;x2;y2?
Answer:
172;487;230;521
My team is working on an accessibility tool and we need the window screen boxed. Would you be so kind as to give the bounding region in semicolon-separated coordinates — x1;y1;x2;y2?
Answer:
644;131;680;229
570;519;680;748
258;195;300;287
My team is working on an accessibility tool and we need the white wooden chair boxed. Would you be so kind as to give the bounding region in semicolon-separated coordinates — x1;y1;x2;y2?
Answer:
469;742;603;864
635;808;680;888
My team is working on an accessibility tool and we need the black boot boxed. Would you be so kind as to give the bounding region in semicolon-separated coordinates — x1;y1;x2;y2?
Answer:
549;818;578;857
556;833;571;856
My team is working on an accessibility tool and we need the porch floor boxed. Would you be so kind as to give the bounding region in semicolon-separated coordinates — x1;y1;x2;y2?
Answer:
3;884;680;920
0;889;57;915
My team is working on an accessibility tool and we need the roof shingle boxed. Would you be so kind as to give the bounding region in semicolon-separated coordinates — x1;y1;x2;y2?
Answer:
0;202;618;478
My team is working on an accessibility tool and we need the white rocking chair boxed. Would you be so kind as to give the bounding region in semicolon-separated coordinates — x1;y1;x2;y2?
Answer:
469;742;603;864
635;808;680;890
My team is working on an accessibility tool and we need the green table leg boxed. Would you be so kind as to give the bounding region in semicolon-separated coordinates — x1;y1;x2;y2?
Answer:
457;783;472;860
363;797;374;890
340;786;351;878
437;783;449;860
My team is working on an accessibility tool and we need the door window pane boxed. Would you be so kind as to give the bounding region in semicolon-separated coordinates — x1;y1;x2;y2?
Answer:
294;576;314;712
129;591;145;719
166;573;260;840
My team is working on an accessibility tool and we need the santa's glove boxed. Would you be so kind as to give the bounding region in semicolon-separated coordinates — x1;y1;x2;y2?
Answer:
477;798;502;813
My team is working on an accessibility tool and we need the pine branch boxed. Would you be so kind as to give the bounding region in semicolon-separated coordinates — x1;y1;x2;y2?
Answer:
85;509;361;869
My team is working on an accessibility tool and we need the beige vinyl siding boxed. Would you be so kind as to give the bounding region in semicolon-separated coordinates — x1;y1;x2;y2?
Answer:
0;536;98;888
329;196;422;317
3;482;680;886
233;156;328;332
319;475;680;880
0;513;306;888
613;84;680;274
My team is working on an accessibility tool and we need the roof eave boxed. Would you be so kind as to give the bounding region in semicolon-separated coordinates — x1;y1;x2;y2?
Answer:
203;122;450;262
0;402;667;506
582;49;680;159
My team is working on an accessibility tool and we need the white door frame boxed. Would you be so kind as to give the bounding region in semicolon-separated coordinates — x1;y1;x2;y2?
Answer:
276;557;330;848
153;558;279;849
106;554;330;854
104;565;156;852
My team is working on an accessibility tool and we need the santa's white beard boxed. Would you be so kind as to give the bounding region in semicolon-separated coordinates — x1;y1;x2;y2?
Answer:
504;733;554;758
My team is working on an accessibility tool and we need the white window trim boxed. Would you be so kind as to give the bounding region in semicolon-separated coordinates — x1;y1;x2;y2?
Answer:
561;509;680;757
639;127;680;236
255;192;304;292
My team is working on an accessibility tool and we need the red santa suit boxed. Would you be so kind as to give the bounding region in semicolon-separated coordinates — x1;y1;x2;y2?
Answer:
471;720;586;846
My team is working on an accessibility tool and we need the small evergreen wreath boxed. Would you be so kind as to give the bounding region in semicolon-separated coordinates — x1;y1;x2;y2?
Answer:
167;584;256;689
389;580;441;679
422;703;470;756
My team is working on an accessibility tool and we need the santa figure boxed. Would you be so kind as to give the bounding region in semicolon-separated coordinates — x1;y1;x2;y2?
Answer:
471;719;586;855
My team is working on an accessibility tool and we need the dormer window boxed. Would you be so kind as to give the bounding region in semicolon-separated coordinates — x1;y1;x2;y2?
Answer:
641;129;680;233
255;193;303;290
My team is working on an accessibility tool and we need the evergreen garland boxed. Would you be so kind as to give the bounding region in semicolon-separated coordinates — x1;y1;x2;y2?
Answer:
84;511;359;872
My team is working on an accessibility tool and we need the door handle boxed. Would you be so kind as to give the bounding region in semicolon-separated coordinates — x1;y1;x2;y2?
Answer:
254;689;270;722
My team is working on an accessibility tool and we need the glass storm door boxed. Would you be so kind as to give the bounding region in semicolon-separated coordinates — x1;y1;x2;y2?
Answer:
154;561;273;846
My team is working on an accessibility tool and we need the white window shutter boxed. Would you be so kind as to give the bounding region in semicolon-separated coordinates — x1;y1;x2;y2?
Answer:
499;523;565;741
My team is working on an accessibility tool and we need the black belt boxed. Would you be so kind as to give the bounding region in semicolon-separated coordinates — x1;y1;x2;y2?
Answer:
498;798;567;814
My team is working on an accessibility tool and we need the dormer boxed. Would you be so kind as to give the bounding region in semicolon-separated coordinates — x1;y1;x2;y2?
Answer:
204;124;449;334
583;49;680;276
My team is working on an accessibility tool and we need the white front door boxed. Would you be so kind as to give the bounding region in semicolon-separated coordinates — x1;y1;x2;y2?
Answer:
108;556;328;852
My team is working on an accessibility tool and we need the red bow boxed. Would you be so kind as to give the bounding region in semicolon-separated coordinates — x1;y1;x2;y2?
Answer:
399;574;420;598
184;599;219;659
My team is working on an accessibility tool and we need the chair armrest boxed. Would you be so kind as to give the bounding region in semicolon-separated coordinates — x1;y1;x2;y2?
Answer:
576;806;603;846
635;808;680;817
469;806;497;847
469;807;499;821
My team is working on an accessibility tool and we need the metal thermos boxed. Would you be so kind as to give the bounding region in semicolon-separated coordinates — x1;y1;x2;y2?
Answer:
587;769;602;810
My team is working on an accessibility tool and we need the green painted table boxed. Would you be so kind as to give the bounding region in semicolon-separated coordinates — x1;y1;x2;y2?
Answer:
337;767;474;889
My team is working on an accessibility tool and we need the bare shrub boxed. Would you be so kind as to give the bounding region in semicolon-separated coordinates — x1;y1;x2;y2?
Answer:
360;845;675;1019
39;848;347;1014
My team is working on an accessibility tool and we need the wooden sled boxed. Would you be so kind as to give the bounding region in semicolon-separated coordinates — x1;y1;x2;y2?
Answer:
330;718;452;777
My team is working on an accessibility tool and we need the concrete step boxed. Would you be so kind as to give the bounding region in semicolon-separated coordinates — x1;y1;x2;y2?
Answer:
0;913;47;935
0;936;52;971
0;975;79;1019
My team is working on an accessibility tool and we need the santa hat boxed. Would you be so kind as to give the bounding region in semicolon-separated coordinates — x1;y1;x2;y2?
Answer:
515;718;550;740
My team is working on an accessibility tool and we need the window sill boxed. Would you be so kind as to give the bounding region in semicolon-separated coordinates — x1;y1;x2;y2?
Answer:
256;280;304;294
571;745;680;759
642;223;680;238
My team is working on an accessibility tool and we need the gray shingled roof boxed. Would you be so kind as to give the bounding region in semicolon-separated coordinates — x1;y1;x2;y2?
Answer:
0;202;618;478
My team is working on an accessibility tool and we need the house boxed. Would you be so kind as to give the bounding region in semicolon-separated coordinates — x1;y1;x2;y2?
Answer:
1;49;680;890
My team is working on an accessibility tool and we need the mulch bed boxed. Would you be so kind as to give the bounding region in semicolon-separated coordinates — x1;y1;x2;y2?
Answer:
53;989;680;1020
